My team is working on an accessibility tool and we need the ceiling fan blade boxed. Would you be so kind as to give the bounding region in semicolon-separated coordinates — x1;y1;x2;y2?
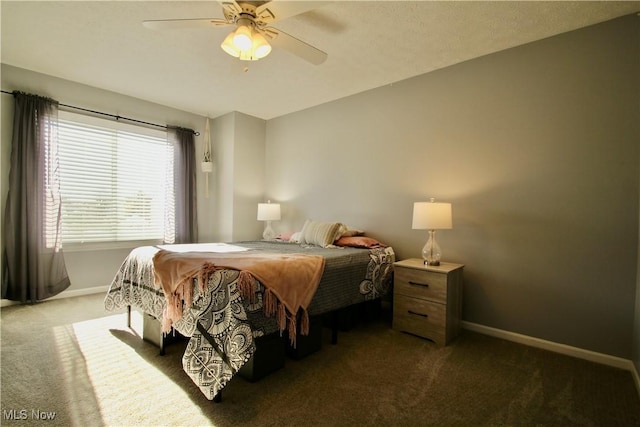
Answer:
255;1;329;25
219;1;242;21
264;27;327;65
143;18;230;30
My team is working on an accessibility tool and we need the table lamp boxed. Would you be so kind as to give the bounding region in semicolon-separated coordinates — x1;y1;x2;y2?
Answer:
257;200;281;240
412;198;452;265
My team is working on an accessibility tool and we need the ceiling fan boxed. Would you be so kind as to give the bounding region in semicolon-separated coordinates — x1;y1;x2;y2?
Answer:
143;1;328;65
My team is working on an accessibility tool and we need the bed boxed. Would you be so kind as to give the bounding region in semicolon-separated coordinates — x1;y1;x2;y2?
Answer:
104;239;395;400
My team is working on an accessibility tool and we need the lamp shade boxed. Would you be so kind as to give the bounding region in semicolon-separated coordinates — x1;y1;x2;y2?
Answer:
232;24;252;51
251;31;272;59
221;31;241;57
412;202;452;230
257;202;281;221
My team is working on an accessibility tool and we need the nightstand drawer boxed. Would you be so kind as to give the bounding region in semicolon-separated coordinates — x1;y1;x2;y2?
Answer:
393;294;446;343
394;267;447;303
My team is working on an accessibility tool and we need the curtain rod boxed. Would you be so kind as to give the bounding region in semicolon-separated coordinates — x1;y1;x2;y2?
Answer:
1;89;200;136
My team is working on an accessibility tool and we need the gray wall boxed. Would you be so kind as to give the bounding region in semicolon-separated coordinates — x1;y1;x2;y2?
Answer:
205;113;266;245
208;111;266;243
265;15;639;358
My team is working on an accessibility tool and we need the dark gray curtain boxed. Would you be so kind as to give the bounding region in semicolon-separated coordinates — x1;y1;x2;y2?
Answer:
168;127;197;244
2;92;70;302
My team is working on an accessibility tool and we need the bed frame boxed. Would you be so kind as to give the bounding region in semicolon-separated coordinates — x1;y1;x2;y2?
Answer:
107;241;394;401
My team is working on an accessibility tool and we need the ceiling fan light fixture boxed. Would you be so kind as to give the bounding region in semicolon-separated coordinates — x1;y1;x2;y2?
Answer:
232;23;253;51
146;1;327;66
220;18;272;61
220;32;240;57
239;51;258;61
252;31;271;59
231;18;254;52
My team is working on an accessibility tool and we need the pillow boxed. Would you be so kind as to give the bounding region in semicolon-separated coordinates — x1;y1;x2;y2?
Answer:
300;220;344;248
334;236;387;249
341;227;365;237
289;231;303;243
336;223;348;238
275;231;294;241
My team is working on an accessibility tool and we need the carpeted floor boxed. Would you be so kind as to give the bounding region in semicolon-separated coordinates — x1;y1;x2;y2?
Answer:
1;293;639;426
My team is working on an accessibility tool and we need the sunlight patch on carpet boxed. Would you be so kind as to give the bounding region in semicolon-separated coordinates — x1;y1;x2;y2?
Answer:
54;312;212;426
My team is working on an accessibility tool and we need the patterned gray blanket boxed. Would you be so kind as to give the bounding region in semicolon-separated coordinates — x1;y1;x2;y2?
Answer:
104;241;395;400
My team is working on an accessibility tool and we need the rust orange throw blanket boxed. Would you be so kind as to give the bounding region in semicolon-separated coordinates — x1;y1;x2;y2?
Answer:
152;249;325;345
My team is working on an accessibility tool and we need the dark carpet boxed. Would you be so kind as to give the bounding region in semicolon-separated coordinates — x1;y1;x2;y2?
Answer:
1;293;639;426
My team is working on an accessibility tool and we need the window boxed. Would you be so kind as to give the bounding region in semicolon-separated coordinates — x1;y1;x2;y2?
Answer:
54;111;174;248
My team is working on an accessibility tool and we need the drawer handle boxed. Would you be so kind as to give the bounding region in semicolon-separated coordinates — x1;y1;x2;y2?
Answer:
408;310;428;318
409;281;429;288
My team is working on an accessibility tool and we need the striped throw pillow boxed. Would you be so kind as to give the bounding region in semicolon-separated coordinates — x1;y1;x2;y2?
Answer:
301;220;344;248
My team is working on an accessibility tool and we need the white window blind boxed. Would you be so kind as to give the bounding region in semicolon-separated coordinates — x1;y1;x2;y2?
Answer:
55;111;174;246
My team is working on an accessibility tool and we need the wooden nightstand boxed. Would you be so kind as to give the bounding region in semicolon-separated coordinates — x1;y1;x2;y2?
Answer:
392;259;464;346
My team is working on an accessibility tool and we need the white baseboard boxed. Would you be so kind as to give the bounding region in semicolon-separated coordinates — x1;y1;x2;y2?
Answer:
462;321;635;372
0;285;108;307
463;320;640;401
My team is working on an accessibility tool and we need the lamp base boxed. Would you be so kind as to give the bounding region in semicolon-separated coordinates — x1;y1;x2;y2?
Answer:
262;221;276;241
421;229;442;266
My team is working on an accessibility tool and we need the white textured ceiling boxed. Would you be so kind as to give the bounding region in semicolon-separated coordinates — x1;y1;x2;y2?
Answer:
2;1;639;120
